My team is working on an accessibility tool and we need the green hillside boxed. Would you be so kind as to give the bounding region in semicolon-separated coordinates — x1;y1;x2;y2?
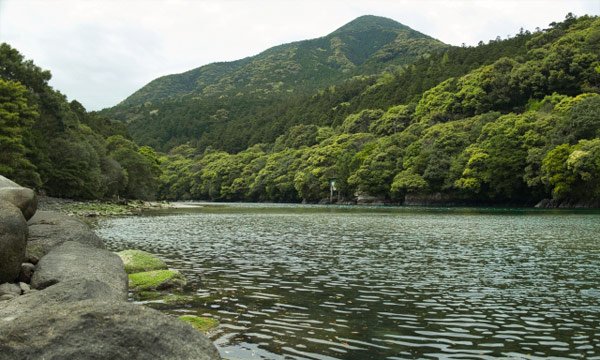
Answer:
154;14;600;207
104;15;447;152
2;13;598;207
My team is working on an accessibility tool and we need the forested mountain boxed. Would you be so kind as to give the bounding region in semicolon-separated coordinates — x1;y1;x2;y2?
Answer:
154;14;600;206
0;44;162;199
2;14;598;207
103;15;447;152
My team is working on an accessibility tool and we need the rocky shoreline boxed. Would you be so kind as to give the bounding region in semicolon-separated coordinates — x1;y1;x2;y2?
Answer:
0;176;221;360
37;195;171;218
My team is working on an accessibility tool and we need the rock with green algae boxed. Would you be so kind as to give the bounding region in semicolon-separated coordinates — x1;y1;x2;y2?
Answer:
132;292;220;311
128;269;186;291
178;315;220;333
0;299;221;360
135;290;163;301
163;294;199;305
134;289;223;302
117;249;168;274
132;292;195;304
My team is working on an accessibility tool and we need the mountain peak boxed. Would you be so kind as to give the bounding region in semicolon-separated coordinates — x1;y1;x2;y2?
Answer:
107;15;448;151
330;15;408;35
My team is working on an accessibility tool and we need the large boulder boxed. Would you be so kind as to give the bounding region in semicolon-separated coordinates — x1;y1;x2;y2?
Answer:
31;241;128;300
0;299;221;360
0;201;27;283
27;211;105;259
0;176;37;220
0;278;126;315
0;207;221;360
0;283;21;297
0;176;19;188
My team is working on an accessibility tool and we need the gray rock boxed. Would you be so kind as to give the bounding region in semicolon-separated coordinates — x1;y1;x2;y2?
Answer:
0;176;20;188
355;193;387;205
0;283;21;297
24;252;39;265
535;197;600;209
535;198;551;208
0;176;37;220
0;294;15;302
37;278;122;303
27;211;105;259
0;279;125;317
0;299;221;360
18;282;30;294
403;192;470;206
31;241;128;300
0;201;27;283
0;187;37;221
18;263;35;283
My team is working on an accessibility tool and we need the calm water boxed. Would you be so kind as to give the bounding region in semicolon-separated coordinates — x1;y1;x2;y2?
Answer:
97;204;600;359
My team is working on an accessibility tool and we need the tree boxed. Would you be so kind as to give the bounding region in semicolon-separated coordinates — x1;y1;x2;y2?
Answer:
390;170;428;198
347;136;403;198
542;139;600;201
455;113;536;201
554;94;600;143
106;135;161;200
1;43;153;199
341;109;384;133
541;143;576;199
273;124;320;151
0;43;51;94
43;132;104;199
0;79;40;187
250;149;302;202
414;78;458;122
369;104;413;135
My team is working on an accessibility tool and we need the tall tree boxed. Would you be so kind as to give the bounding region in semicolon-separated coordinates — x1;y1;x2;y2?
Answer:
0;79;40;187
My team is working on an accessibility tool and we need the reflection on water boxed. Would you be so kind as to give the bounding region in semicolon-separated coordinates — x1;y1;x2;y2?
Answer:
97;204;600;359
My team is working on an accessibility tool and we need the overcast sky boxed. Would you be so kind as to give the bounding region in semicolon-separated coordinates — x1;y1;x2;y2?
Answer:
1;0;598;111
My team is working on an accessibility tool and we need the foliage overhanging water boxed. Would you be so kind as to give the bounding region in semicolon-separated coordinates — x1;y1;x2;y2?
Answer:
97;204;600;359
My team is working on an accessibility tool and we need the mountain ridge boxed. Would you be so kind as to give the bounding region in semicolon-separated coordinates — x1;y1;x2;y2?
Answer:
150;14;600;206
112;15;446;111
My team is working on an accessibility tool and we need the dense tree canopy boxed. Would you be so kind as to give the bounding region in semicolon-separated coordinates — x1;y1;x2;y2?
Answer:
154;15;600;206
0;79;39;185
0;43;160;199
2;14;598;207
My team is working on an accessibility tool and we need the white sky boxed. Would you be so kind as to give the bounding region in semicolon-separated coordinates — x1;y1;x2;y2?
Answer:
1;0;598;111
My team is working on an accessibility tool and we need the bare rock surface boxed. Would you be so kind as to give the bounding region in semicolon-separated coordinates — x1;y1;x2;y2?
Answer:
0;279;127;319
18;282;30;294
0;201;27;283
0;283;21;297
0;201;221;360
0;176;37;220
31;241;128;300
27;210;105;259
0;299;221;360
0;176;19;188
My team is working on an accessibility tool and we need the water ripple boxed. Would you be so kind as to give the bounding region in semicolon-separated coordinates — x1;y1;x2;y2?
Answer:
97;205;600;359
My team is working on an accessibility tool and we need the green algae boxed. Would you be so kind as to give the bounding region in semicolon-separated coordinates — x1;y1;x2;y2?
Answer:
135;291;163;301
162;294;198;305
178;315;219;333
128;269;186;291
117;249;168;274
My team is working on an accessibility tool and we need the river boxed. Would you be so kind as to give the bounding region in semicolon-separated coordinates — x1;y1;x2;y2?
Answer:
96;203;600;359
